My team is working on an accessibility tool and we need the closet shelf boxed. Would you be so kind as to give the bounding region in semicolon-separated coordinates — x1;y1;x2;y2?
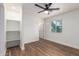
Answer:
7;39;20;42
6;30;20;32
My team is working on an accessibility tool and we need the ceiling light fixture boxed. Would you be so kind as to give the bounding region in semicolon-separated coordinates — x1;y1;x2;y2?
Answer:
44;11;49;14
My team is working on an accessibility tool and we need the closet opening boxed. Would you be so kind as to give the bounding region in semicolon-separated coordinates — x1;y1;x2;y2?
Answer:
6;20;21;48
5;3;22;49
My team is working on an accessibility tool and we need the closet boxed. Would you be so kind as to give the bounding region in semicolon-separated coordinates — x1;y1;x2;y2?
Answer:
5;4;22;48
6;20;20;48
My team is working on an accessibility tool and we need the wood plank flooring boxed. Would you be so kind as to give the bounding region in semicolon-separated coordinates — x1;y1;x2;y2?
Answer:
6;39;79;56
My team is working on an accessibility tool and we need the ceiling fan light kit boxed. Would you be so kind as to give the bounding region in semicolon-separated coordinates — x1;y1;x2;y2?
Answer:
44;11;49;14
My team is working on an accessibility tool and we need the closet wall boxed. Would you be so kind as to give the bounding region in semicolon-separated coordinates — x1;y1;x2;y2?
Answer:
0;4;5;56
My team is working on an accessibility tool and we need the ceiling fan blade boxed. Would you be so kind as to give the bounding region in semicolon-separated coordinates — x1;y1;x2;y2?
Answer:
49;8;60;11
38;10;45;13
45;3;52;9
35;4;45;9
48;3;52;7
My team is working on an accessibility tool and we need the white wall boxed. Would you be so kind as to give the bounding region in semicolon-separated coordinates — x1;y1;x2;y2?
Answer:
22;15;40;43
0;4;6;56
22;6;42;50
44;9;79;49
39;20;44;39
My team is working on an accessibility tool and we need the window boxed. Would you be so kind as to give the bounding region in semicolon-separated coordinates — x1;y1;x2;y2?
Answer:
51;20;62;32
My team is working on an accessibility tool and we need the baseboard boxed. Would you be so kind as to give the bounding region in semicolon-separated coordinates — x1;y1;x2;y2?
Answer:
43;38;79;50
20;45;25;51
24;39;39;44
20;43;25;51
20;39;39;51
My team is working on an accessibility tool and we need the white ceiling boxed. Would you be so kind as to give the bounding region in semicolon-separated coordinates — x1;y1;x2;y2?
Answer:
5;3;79;19
23;3;79;19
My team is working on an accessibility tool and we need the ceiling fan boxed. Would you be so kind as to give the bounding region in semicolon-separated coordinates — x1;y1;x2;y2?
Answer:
35;3;60;14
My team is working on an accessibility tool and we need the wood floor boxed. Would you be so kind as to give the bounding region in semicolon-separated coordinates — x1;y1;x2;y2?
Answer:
6;39;79;56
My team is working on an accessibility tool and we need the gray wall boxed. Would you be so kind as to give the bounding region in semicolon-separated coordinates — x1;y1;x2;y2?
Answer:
44;9;79;49
6;31;20;42
6;20;20;31
0;4;6;56
6;20;20;48
6;20;20;42
7;40;20;48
